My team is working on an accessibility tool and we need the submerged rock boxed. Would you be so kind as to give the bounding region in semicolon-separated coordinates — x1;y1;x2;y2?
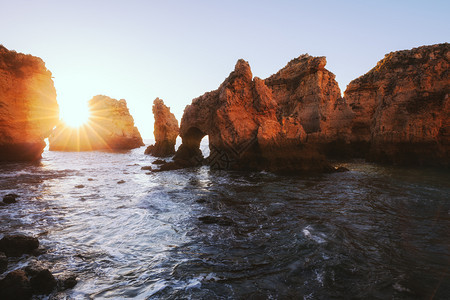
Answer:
145;98;179;157
0;45;59;161
59;275;78;290
344;43;449;166
198;216;234;226
49;95;144;151
0;235;39;257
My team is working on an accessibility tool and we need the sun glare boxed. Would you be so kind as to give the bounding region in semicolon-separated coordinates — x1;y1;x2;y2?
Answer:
60;102;90;128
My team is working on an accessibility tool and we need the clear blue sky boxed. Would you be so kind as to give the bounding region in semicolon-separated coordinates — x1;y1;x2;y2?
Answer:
1;0;448;138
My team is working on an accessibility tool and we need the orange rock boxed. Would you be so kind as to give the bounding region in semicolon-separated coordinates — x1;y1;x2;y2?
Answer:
344;43;449;165
49;95;144;151
174;59;331;173
0;45;59;161
145;98;179;157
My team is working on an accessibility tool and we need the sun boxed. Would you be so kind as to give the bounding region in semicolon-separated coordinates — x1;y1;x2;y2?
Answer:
60;102;90;128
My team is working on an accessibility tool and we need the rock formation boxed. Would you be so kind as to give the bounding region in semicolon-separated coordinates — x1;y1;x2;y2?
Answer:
0;45;59;161
163;43;449;172
171;59;332;173
144;98;179;156
49;95;144;151
265;54;354;157
344;43;449;165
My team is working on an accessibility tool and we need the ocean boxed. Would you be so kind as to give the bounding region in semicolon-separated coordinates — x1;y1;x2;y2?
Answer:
0;141;449;299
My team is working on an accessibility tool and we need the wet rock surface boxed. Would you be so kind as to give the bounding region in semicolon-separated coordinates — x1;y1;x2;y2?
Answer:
0;235;39;257
3;193;19;204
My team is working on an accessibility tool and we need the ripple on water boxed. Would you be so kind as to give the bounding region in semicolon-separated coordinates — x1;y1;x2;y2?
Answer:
0;149;449;299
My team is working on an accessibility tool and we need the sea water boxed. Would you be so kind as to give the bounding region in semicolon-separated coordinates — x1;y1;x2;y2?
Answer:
0;142;449;299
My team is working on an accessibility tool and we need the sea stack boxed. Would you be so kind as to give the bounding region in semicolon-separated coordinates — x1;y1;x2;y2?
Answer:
145;98;179;157
0;45;59;161
344;43;449;165
172;59;331;173
49;95;144;151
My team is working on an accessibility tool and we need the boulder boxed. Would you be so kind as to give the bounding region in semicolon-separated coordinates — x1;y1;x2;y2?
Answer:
145;98;179;157
49;95;144;151
0;235;39;257
0;45;59;161
344;43;449;165
3;193;19;204
28;268;57;295
0;269;32;300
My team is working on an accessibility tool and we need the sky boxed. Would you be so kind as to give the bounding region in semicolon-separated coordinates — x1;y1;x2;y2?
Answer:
1;0;449;139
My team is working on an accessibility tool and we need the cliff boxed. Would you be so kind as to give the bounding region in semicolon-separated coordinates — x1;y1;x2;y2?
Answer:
0;45;59;161
49;95;144;151
344;43;449;165
164;43;449;172
145;98;179;157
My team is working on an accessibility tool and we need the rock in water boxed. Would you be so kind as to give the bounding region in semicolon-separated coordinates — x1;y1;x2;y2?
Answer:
0;269;32;300
28;268;57;295
0;45;59;161
173;59;331;173
49;95;144;151
145;98;179;157
3;193;19;204
344;43;449;165
0;235;39;257
0;251;7;272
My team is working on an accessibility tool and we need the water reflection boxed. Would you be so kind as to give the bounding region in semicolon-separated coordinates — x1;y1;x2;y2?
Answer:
0;149;449;299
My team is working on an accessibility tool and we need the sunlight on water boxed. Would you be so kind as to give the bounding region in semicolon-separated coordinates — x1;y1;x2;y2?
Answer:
0;145;449;299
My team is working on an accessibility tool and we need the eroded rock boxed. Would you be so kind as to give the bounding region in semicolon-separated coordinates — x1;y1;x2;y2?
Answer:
145;98;179;157
0;45;59;161
344;43;449;165
49;95;144;151
172;59;332;173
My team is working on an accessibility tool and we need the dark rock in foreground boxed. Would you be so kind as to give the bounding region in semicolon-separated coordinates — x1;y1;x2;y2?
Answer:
0;251;7;272
3;193;19;204
0;235;39;257
0;269;32;299
198;216;234;226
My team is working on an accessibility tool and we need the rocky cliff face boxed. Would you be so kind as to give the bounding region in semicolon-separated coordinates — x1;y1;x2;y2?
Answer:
49;95;144;151
160;43;449;172
145;98;179;157
265;54;354;156
173;59;331;173
265;54;352;138
344;43;449;165
0;45;59;161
